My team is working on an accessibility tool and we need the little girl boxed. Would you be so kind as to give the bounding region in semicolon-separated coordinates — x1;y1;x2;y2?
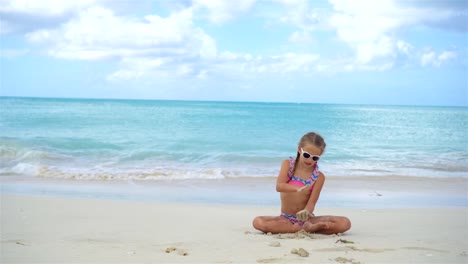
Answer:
252;132;351;234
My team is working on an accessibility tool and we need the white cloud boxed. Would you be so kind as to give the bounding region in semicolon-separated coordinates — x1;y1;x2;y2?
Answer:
18;4;221;81
421;51;436;66
421;50;457;67
275;0;407;67
355;36;395;64
2;0;465;84
438;51;457;61
25;7;217;61
301;0;462;66
396;41;413;55
395;0;468;32
312;56;394;73
276;0;329;43
328;0;403;64
106;70;144;81
0;0;96;16
216;51;320;75
0;0;97;34
288;30;314;44
192;0;256;24
106;49;322;81
106;57;166;81
279;1;321;29
0;0;154;35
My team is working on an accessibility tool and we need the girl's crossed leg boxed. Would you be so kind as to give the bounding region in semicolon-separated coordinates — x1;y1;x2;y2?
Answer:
252;215;351;235
304;215;351;235
252;215;302;234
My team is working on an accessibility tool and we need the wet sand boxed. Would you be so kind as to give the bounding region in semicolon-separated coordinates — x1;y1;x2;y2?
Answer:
2;175;467;207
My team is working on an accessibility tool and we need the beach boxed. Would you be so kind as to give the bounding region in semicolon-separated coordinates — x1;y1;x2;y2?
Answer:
2;0;468;260
1;177;468;264
1;98;467;263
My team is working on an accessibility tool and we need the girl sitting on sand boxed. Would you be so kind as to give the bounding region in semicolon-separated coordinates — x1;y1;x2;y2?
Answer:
253;132;351;234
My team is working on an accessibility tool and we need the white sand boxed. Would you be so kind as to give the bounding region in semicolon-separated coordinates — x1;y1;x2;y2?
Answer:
1;194;467;263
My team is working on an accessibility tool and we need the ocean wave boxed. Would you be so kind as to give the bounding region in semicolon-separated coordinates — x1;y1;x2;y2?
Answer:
2;160;466;181
0;162;39;176
0;146;61;161
0;140;72;162
1;141;467;180
32;166;270;181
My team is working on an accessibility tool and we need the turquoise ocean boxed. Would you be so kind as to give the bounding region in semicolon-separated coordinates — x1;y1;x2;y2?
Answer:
1;97;467;207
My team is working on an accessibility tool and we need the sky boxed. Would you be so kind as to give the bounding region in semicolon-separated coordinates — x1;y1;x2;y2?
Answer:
0;0;467;106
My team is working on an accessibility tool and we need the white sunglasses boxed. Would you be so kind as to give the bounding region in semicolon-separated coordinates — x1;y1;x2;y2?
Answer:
300;148;320;161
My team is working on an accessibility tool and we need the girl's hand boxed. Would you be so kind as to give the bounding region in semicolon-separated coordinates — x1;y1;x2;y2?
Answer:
296;184;311;192
296;209;310;221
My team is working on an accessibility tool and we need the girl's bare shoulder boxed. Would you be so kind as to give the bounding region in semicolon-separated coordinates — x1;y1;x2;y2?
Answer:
318;171;326;180
280;159;291;167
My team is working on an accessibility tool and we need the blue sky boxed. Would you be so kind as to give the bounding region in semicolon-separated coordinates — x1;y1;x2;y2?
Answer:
1;0;467;106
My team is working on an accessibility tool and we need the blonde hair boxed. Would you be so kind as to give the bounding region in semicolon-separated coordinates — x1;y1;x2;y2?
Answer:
292;132;326;176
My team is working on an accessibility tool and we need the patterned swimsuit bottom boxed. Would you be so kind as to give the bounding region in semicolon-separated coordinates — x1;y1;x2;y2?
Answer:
280;213;306;226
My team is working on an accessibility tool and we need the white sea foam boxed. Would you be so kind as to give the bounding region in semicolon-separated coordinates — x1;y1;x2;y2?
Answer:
33;166;237;181
0;163;39;176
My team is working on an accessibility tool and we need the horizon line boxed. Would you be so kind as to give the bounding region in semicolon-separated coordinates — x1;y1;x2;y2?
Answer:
0;95;466;108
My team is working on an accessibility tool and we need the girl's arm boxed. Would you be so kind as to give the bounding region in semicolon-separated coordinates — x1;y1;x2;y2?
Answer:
275;160;306;192
304;172;325;214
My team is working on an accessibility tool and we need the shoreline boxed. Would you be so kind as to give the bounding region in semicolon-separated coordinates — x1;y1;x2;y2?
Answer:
2;193;467;263
1;175;467;208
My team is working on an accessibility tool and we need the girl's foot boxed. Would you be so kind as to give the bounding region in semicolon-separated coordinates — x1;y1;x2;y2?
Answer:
303;221;329;233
